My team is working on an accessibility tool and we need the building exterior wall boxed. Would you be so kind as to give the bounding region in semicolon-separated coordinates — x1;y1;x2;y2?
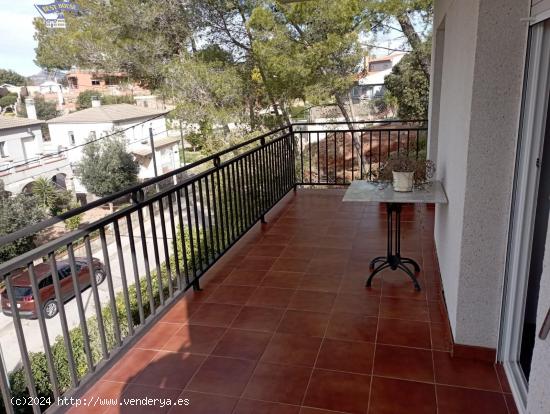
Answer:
431;0;529;347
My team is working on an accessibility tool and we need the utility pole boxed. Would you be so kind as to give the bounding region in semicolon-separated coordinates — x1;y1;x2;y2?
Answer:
149;126;158;177
179;120;187;166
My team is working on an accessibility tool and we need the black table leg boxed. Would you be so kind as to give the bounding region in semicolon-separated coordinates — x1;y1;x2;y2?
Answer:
366;203;421;291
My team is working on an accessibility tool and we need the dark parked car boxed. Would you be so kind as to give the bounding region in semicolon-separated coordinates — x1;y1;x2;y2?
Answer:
1;258;105;319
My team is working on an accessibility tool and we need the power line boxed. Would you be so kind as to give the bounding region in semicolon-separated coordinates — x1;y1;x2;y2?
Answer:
0;110;173;173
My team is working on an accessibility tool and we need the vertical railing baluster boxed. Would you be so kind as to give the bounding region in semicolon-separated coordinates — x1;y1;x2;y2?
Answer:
137;207;155;315
204;176;216;263
167;192;182;291
28;263;60;398
148;203;165;306
85;237;109;359
184;185;198;286
67;244;95;371
325;132;329;184
99;228;121;347
48;253;78;388
300;132;304;184
158;197;174;300
0;342;14;414
343;131;346;184
406;130;410;156
175;190;190;287
230;162;242;233
198;179;210;265
369;131;373;180
126;214;145;324
397;130;401;156
191;182;204;273
5;276;40;414
209;172;222;256
113;220;134;335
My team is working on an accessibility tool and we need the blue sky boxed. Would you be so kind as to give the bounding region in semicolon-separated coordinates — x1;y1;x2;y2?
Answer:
0;1;43;76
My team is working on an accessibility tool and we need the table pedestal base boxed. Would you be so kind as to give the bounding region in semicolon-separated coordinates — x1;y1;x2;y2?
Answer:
366;203;421;291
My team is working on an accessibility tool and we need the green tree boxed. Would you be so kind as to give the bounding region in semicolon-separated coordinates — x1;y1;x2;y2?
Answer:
0;181;48;263
76;134;140;197
77;91;135;110
384;42;430;119
30;177;73;216
0;69;27;86
19;94;59;120
0;93;18;110
76;90;100;109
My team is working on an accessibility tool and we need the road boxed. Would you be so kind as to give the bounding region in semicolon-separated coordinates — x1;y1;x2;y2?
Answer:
0;204;183;373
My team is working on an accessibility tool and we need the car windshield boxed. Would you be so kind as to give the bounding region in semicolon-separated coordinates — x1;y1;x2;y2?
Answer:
14;287;33;300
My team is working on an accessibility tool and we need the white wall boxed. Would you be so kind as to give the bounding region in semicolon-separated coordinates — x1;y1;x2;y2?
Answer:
0;124;44;166
431;0;529;347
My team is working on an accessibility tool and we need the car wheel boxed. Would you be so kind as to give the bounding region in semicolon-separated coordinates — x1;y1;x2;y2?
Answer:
43;300;58;319
94;269;106;285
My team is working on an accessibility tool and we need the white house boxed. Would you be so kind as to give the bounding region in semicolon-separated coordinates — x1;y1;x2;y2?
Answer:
352;52;406;101
47;102;181;194
0;116;71;194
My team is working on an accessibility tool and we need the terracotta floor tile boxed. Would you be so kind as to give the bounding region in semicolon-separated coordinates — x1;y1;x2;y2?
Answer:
306;257;348;275
303;369;370;414
376;317;431;349
73;380;127;414
430;323;453;351
247;287;295;308
223;269;269;286
299;273;341;293
186;356;256;397
135;322;183;351
369;377;437;414
504;393;519;414
325;312;377;342
212;329;271;360
280;245;318;259
247;244;287;258
262;271;304;289
105;384;181;414
433;351;501;391
339;274;382;295
272;258;311;273
332;293;380;316
436;385;508;414
132;351;205;389
162;324;226;354
231;306;285;332
315;338;375;374
103;348;157;382
243;362;312;405
495;364;512;393
373;344;434;383
428;301;447;324
381;272;427;300
277;310;330;337
299;408;345;414
233;399;300;414
288;290;336;313
160;299;201;324
189;303;242;327
170;391;237;414
238;256;277;271
206;285;257;305
262;333;322;367
379;297;430;322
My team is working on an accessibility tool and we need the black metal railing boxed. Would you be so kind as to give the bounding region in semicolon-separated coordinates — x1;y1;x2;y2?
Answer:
0;120;426;413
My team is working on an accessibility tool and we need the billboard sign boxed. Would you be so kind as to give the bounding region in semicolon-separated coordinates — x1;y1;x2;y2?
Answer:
35;1;79;29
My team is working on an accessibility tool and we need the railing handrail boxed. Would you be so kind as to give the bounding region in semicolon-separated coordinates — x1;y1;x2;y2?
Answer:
0;125;291;249
0;120;427;253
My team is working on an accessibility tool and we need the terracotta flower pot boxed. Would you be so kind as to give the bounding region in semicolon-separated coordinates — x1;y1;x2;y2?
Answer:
392;171;414;192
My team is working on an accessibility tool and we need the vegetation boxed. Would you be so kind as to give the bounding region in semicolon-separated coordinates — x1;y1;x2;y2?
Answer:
378;155;435;184
76;134;140;197
0;181;48;263
18;94;59;120
0;69;27;86
0;93;18;110
76;90;135;110
30;177;73;216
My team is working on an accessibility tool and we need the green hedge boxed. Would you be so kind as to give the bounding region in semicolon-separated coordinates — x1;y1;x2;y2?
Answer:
3;227;213;414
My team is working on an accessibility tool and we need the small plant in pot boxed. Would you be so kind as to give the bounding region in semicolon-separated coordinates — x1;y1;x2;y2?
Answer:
378;156;435;192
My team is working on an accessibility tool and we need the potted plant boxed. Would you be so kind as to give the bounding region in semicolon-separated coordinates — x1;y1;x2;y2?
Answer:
378;156;435;192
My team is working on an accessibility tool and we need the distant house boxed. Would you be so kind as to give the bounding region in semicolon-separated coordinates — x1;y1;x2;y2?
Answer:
0;116;70;195
66;69;149;97
47;102;181;194
351;52;406;102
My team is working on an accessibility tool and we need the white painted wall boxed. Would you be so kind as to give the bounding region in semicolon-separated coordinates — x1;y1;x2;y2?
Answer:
431;0;529;347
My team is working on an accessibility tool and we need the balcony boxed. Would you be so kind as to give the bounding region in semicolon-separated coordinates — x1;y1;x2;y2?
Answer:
0;121;517;413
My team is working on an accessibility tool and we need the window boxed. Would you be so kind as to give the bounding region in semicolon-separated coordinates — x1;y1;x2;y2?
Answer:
68;131;75;145
0;141;5;158
58;266;72;280
91;79;100;86
38;275;53;289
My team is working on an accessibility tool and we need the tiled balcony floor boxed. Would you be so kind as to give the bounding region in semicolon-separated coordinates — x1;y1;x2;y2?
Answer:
73;189;517;414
